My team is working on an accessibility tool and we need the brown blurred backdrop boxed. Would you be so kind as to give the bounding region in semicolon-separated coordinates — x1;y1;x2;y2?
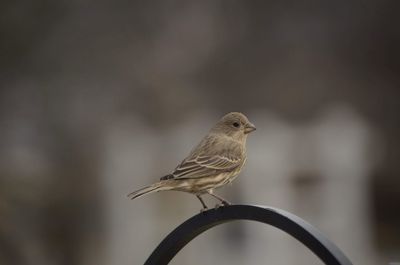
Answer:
0;1;399;265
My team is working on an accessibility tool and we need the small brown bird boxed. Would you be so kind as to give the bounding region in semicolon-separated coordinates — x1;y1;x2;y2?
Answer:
127;112;256;210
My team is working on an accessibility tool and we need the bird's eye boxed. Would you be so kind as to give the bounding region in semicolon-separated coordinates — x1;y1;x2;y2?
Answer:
232;122;240;128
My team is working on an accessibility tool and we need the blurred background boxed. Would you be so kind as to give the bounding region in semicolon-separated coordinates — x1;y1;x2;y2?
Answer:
1;1;399;264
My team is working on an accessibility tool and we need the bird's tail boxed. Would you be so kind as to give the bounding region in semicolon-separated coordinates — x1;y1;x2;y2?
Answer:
127;181;172;200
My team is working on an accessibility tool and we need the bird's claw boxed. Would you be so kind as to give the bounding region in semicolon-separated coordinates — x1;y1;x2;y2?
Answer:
214;202;229;209
215;203;223;209
200;207;209;213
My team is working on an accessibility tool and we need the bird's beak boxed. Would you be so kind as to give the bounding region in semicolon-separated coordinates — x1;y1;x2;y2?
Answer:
244;122;256;134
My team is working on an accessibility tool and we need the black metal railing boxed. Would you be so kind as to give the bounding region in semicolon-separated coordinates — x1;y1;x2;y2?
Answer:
144;204;353;265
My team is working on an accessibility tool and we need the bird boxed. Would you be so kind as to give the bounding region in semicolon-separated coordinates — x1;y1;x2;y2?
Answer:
127;112;256;211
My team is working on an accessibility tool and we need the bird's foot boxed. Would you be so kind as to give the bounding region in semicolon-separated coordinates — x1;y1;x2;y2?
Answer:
220;200;231;206
214;203;223;209
224;201;231;205
214;201;230;209
200;207;209;213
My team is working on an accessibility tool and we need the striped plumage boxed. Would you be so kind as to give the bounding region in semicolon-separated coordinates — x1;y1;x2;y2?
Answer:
128;112;256;211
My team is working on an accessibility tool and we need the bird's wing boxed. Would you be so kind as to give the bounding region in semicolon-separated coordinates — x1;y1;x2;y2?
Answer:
171;154;242;179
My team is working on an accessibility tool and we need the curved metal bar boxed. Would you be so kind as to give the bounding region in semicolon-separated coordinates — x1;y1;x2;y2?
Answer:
144;204;353;265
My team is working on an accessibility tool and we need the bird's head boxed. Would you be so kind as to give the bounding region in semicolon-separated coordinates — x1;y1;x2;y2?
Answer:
211;112;256;140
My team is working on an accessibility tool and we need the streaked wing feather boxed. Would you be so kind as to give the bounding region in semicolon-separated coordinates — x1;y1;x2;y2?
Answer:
173;165;216;179
172;155;241;179
205;155;241;169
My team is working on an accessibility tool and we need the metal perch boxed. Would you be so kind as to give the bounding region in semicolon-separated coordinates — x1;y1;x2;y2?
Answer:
144;204;353;265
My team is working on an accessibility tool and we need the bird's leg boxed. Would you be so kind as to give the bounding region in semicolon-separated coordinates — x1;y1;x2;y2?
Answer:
207;191;231;206
196;195;208;212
